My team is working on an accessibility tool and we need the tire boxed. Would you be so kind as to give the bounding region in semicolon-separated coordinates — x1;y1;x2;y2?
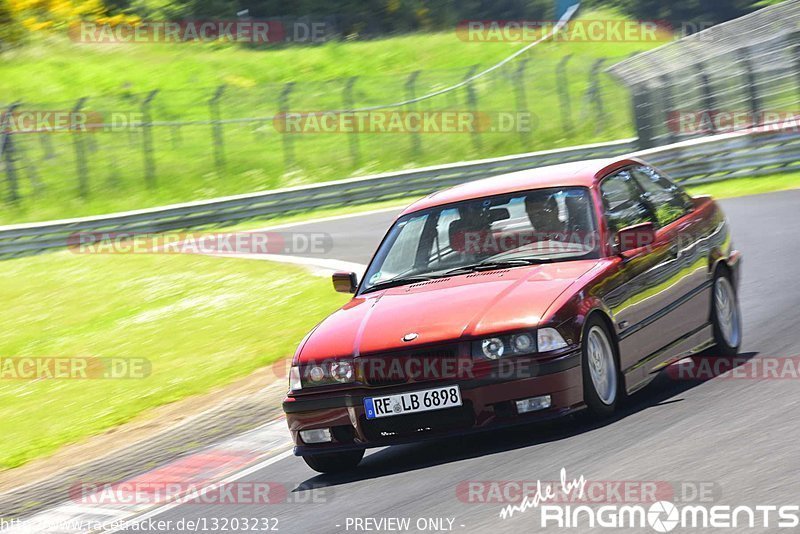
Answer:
581;316;620;418
710;269;742;356
302;449;364;474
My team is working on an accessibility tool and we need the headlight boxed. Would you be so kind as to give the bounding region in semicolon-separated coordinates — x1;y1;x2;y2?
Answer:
308;365;325;383
473;333;536;359
481;338;505;359
294;360;356;389
537;328;568;352
472;329;568;359
511;333;534;352
331;361;354;383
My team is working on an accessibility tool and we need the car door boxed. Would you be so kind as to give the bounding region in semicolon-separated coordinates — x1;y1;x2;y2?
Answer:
598;168;691;391
630;165;711;339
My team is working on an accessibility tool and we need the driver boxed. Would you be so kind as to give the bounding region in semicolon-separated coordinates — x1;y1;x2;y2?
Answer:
525;192;563;235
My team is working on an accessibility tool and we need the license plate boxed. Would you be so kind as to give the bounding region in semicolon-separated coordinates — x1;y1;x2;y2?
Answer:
364;385;462;419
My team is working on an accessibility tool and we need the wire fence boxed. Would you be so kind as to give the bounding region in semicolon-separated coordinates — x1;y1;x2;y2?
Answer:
608;0;800;148
0;50;632;220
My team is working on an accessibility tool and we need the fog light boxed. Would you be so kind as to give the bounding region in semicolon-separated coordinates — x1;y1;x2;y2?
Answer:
299;428;332;444
515;395;551;414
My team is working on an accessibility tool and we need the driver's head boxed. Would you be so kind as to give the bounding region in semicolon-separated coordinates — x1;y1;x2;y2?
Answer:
525;192;560;233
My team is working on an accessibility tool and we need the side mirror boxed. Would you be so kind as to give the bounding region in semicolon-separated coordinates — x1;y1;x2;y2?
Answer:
617;222;656;254
332;271;358;294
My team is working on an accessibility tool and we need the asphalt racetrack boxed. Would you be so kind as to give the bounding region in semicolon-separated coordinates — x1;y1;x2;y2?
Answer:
123;189;800;533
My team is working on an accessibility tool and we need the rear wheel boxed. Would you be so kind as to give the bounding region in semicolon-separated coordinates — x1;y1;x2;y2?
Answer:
711;270;741;356
302;449;364;474
582;316;620;418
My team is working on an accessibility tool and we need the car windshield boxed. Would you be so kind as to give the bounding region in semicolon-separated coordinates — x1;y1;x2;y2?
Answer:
361;187;599;292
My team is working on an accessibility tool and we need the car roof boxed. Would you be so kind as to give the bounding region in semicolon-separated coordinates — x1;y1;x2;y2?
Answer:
400;156;642;216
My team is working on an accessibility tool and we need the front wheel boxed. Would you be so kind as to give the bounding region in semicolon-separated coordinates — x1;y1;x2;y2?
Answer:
711;271;742;356
581;316;620;418
302;449;364;474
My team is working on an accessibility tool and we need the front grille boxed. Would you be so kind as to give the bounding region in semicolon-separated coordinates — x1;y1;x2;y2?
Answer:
361;401;475;441
358;346;462;387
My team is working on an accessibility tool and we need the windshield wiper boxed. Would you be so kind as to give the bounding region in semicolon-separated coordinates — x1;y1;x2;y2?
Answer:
443;257;552;276
362;275;439;293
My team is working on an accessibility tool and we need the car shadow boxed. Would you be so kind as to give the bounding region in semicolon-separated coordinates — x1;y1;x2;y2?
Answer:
292;350;758;492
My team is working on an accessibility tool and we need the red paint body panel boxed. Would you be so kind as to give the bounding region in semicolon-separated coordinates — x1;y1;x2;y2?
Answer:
296;260;600;363
283;156;741;455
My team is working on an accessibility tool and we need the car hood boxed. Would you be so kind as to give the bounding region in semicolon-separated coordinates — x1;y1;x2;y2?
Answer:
296;260;600;363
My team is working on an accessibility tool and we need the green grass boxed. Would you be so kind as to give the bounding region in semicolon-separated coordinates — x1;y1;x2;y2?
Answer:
0;8;665;225
684;171;800;199
0;252;348;469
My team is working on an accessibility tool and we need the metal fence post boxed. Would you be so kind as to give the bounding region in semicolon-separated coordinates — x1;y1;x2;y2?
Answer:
343;77;360;167
588;58;607;133
405;70;422;157
556;55;574;135
1;102;21;204
279;82;296;169
209;85;226;171
514;59;530;146
632;84;654;149
142;90;159;188
696;62;717;135
660;73;676;144
39;134;55;160
71;97;90;198
736;47;761;123
464;65;482;151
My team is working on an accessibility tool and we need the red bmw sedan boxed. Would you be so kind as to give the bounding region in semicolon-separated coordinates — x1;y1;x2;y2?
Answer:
282;156;742;473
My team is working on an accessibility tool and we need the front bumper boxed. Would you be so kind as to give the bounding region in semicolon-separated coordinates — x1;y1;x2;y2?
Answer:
283;349;584;456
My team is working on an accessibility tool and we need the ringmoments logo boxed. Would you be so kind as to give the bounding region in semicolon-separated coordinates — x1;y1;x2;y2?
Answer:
501;469;800;531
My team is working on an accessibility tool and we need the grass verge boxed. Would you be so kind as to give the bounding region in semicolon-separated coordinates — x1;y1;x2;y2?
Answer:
0;252;347;469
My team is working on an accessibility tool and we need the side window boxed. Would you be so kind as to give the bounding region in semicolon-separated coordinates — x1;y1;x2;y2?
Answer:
631;166;691;227
600;170;655;233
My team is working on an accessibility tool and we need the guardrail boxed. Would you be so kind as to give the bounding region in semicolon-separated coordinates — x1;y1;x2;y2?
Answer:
0;138;636;258
0;130;798;259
